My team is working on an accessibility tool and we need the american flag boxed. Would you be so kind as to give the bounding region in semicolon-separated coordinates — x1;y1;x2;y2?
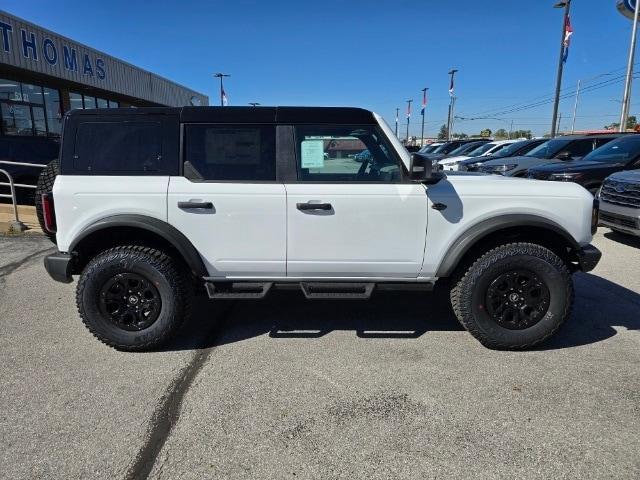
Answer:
222;87;228;106
449;75;455;97
562;15;573;63
421;89;428;115
406;102;411;118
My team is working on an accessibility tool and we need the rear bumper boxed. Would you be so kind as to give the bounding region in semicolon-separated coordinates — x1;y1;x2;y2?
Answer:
576;244;601;273
44;252;74;283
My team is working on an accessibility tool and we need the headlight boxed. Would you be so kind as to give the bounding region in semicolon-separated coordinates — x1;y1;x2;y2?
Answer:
549;172;583;181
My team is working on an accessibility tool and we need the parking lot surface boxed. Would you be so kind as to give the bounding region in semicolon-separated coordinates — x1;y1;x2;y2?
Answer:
0;231;638;479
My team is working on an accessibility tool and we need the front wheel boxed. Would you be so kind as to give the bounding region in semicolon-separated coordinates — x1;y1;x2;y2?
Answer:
450;242;573;350
76;246;192;351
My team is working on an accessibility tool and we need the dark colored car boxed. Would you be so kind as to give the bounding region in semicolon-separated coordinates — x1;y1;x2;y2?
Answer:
0;136;60;205
478;133;624;177
418;143;444;154
460;138;547;171
528;134;640;194
422;138;491;161
405;145;421;153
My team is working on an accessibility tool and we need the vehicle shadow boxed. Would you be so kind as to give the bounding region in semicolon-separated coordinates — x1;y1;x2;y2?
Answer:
603;230;640;249
165;273;640;352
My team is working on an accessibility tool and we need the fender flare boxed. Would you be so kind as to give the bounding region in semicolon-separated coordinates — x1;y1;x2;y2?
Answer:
69;214;208;277
435;214;580;277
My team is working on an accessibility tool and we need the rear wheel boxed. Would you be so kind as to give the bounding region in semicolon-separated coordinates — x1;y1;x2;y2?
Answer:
76;246;192;351
450;242;573;350
35;159;58;243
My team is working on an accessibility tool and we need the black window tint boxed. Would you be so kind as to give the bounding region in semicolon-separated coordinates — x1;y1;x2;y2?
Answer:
565;139;595;157
74;121;161;172
184;124;276;181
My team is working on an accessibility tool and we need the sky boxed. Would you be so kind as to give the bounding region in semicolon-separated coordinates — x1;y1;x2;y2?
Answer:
2;0;639;137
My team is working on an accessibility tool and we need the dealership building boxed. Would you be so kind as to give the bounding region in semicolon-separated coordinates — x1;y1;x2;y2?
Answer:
0;9;208;139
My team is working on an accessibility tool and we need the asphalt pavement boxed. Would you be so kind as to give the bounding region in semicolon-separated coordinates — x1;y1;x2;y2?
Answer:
0;230;638;479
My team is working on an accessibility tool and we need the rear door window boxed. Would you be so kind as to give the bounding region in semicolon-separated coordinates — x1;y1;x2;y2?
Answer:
565;139;595;157
73;121;162;173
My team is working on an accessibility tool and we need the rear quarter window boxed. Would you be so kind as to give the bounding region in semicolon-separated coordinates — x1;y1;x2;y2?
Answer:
74;121;162;173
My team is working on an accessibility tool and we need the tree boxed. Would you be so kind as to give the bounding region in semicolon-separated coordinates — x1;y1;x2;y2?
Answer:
604;115;637;131
452;132;468;139
437;124;449;140
494;128;509;139
480;128;492;138
511;129;533;139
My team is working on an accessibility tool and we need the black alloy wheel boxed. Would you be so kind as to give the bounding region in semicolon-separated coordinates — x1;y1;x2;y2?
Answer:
99;273;161;331
484;269;550;330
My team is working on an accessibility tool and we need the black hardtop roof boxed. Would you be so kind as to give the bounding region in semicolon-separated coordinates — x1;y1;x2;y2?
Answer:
68;106;378;124
556;132;633;140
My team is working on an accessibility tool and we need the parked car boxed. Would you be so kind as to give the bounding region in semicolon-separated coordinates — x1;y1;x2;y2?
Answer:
477;133;624;177
598;169;640;237
528;134;640;194
460;138;547;171
439;140;518;171
405;145;421;153
354;149;372;162
418;143;444;154
421;138;491;160
40;106;600;351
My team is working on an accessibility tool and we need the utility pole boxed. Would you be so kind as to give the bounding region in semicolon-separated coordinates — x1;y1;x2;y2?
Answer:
420;87;428;146
406;99;413;144
395;108;399;137
620;0;640;132
571;79;581;133
214;73;230;106
550;0;571;137
509;119;514;139
557;112;563;134
447;69;458;140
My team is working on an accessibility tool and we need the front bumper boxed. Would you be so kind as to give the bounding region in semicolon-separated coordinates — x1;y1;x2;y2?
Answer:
576;244;602;273
598;201;640;237
44;252;74;283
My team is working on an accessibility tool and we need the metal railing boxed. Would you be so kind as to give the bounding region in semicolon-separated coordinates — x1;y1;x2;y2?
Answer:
0;160;46;233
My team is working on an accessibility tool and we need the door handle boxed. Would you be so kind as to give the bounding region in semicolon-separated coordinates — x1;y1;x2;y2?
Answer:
178;201;213;209
296;202;333;211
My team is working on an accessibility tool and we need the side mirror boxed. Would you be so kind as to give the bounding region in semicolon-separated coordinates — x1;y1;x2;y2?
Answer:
410;153;433;181
555;151;572;160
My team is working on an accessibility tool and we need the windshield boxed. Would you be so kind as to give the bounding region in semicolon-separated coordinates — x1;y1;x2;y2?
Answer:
432;142;455;154
525;139;571;159
490;140;531;158
447;142;480;157
582;135;640;164
420;144;438;153
467;142;497;157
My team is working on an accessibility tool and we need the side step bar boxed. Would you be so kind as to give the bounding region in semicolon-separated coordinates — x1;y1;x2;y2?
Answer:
300;282;375;300
205;282;273;299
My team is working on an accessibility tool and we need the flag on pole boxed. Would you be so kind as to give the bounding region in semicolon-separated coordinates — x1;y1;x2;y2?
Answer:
562;15;573;63
406;102;411;118
449;76;455;97
221;87;228;106
421;90;428;115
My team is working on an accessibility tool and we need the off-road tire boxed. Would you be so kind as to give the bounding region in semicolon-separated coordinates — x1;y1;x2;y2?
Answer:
76;246;192;351
35;159;59;244
450;242;574;350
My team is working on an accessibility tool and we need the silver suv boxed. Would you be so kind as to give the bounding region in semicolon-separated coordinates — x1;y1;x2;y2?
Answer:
599;170;640;236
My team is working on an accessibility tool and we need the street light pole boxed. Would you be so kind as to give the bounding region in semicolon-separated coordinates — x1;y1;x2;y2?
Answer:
550;0;571;138
570;79;581;133
213;73;230;106
248;102;261;106
447;69;458;141
421;87;428;146
395;108;399;137
406;99;413;143
620;0;640;132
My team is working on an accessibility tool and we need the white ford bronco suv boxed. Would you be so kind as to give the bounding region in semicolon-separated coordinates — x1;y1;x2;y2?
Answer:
39;106;601;351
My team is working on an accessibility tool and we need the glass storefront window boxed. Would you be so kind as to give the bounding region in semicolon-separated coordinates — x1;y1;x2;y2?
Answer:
108;100;120;108
21;83;44;104
83;95;96;109
0;79;22;101
70;92;83;110
96;98;108;109
32;107;47;136
1;103;33;135
43;87;62;136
